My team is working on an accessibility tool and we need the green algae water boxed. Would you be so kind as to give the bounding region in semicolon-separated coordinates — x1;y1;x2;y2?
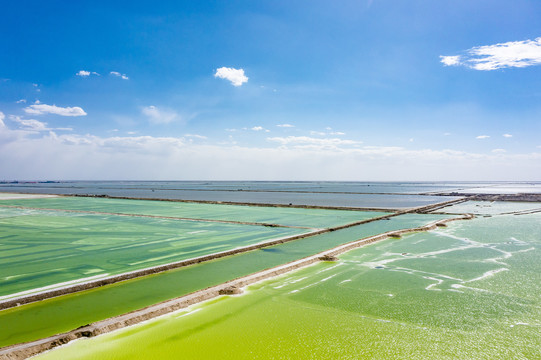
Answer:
0;196;388;228
35;209;541;359
0;197;389;297
0;207;307;297
0;213;449;347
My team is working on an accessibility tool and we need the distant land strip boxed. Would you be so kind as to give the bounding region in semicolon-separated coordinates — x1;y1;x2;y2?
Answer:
0;213;473;360
0;184;477;196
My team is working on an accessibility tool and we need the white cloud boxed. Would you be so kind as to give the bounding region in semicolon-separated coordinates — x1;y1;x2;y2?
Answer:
267;136;362;148
24;103;87;117
440;55;461;66
9;115;72;132
277;124;294;128
184;134;207;140
330;131;345;136
214;67;248;87
16;99;26;104
0;120;540;180
251;126;264;131
503;133;513;138
13;118;49;131
310;131;326;136
77;70;100;77
142;106;178;124
492;149;507;153
110;71;129;80
0;111;5;127
441;37;541;70
476;135;490;139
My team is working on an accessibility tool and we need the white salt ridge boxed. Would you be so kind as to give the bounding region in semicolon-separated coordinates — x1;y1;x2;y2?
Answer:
273;276;309;289
424;277;444;291
510;322;530;327
174;308;202;319
294;273;340;293
466;268;509;283
451;284;490;293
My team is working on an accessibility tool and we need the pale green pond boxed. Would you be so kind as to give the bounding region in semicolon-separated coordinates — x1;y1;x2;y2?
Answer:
0;197;388;298
0;196;388;228
34;208;541;359
436;200;541;216
0;213;448;347
0;207;307;298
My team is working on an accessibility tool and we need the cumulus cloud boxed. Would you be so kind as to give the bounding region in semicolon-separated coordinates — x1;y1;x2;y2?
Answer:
441;37;541;70
214;67;248;86
24;103;87;116
77;70;100;77
277;124;294;128
440;55;461;66
110;71;129;80
251;126;266;131
16;99;26;104
142;106;178;124
476;135;490;139
503;133;513;138
0;111;5;127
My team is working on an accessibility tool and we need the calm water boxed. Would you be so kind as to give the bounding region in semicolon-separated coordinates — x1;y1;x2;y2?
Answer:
0;180;507;208
36;208;541;359
0;213;449;347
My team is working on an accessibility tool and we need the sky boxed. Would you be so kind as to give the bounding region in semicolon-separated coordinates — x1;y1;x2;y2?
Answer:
1;0;540;181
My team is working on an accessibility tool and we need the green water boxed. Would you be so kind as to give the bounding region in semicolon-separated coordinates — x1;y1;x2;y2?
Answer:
0;207;306;297
0;213;449;347
437;200;541;215
35;210;541;359
0;197;388;228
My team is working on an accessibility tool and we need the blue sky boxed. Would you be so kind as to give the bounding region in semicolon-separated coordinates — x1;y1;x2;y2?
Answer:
1;0;540;180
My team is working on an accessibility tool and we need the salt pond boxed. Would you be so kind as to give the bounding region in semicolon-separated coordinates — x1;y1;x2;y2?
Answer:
35;206;540;359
